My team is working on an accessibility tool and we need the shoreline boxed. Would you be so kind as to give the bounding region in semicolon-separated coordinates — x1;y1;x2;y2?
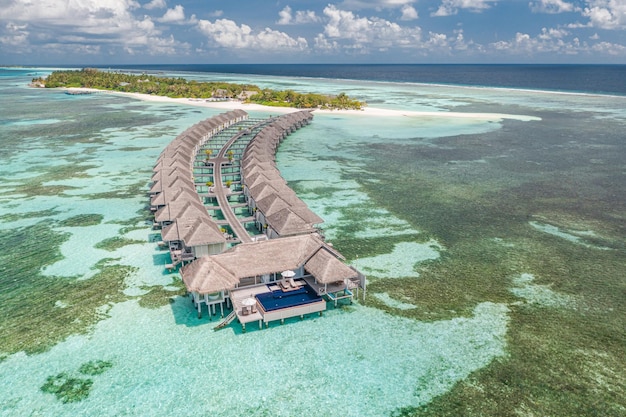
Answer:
63;87;540;122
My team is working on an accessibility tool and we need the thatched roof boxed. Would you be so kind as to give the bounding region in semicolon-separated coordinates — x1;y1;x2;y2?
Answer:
161;216;225;246
180;233;353;294
255;193;290;217
155;200;208;223
304;249;357;284
244;171;284;189
248;181;284;202
150;187;199;207
151;166;192;182
181;258;239;294
150;175;194;194
267;208;314;236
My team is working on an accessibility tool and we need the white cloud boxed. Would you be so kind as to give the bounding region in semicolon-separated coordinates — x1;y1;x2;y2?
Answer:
0;0;145;37
340;0;415;10
278;6;293;25
277;6;320;25
0;22;29;47
314;34;341;52
487;26;626;57
0;0;189;56
583;0;626;30
432;0;496;17
591;41;626;55
323;5;421;50
452;29;472;50
400;5;419;20
538;27;569;40
144;0;166;10
529;0;576;14
197;18;308;51
159;5;185;23
294;10;321;24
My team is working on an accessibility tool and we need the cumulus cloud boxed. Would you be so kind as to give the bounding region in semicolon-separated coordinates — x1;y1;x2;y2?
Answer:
583;0;626;30
197;18;308;51
159;5;185;23
340;0;416;10
314;33;341;52
590;40;626;54
277;6;320;25
323;4;421;50
0;22;29;47
144;0;166;10
400;5;419;20
487;26;626;57
432;0;496;17
538;27;569;39
277;6;293;24
0;0;189;56
529;0;576;14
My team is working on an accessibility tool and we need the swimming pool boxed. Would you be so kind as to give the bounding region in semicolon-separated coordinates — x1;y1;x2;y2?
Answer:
255;284;323;312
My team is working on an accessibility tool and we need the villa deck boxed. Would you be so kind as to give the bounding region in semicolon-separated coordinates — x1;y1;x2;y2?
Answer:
228;280;326;331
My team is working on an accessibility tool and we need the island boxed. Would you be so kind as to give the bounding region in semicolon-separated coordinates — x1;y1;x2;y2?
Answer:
32;68;365;110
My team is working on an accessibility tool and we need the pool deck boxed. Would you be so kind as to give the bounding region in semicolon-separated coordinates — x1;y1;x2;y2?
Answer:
229;280;326;331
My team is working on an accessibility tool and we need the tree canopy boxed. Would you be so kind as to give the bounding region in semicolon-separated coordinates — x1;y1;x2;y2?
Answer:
34;68;365;110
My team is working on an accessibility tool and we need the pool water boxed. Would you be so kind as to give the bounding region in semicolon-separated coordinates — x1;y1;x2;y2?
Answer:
256;284;323;312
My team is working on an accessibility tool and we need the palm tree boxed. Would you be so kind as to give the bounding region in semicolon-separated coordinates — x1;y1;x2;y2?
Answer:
204;149;213;165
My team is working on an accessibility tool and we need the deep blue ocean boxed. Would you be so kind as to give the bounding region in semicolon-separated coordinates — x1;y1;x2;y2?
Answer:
102;64;626;96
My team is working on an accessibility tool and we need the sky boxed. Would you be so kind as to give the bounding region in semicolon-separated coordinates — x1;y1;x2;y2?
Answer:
1;0;625;65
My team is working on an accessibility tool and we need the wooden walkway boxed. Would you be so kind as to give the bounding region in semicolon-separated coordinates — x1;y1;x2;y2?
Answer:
208;119;273;244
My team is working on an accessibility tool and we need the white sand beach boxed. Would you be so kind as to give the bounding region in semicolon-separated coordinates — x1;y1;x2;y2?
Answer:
65;87;540;122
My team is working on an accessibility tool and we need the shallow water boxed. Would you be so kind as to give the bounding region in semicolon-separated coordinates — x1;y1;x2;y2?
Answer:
0;67;624;416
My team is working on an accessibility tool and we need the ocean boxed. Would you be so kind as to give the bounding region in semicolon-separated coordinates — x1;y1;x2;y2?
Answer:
0;65;624;416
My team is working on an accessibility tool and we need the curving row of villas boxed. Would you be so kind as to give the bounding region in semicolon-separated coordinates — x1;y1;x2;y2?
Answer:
150;109;365;331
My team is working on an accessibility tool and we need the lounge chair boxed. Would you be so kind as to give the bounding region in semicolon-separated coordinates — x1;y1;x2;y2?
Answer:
280;280;291;290
288;278;299;288
241;306;250;315
251;303;257;313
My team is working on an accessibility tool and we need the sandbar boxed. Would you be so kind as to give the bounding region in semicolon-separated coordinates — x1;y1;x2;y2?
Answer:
65;87;540;122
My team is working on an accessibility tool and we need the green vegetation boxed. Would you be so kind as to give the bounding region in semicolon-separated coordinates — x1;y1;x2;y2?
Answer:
343;133;626;416
0;221;132;356
41;360;113;403
78;360;113;376
41;373;93;403
58;214;104;227
94;236;145;251
35;68;364;110
137;278;187;309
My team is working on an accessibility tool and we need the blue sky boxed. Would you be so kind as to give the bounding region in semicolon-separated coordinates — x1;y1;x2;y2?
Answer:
1;0;625;64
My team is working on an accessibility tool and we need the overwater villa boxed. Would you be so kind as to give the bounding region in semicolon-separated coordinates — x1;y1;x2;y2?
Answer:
150;109;365;331
181;233;363;331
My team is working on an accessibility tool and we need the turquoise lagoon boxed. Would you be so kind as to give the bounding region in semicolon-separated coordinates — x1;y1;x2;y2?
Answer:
0;68;624;416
